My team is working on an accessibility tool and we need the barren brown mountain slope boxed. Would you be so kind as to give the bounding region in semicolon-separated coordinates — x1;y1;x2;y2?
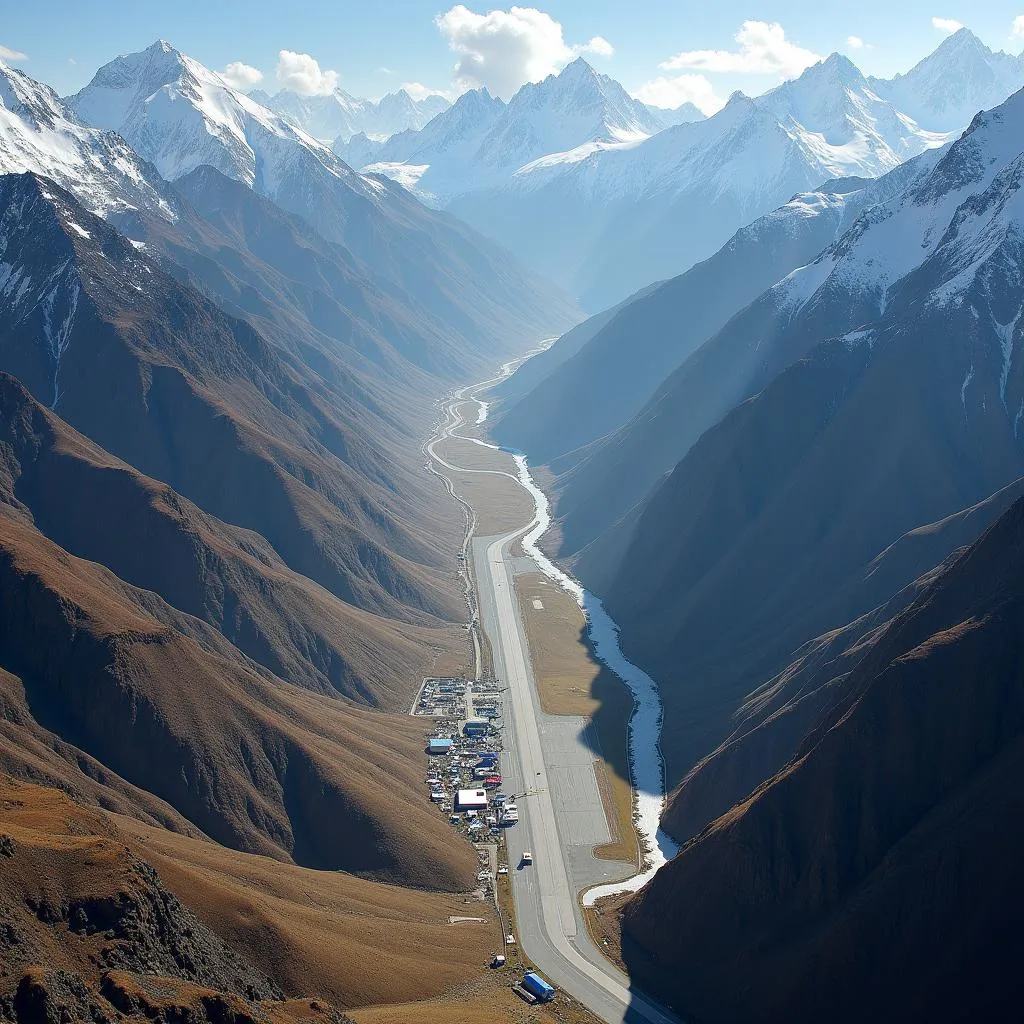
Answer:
0;173;464;634
1;373;462;707
0;505;476;889
662;475;1024;843
616;498;1024;1024
0;775;501;1022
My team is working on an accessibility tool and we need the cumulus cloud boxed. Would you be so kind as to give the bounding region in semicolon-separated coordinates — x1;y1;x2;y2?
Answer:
932;17;964;33
0;43;28;62
221;61;264;91
660;21;821;79
632;74;724;115
401;81;453;102
1012;15;1024;37
579;36;614;57
847;35;865;49
436;5;613;98
276;50;339;95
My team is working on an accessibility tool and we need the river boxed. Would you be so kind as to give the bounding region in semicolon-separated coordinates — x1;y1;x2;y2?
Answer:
465;369;679;904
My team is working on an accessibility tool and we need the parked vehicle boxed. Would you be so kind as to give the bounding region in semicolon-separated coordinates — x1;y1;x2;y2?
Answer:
522;972;556;1002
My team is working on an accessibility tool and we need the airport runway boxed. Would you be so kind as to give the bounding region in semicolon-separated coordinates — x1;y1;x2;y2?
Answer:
475;529;680;1024
428;383;681;1024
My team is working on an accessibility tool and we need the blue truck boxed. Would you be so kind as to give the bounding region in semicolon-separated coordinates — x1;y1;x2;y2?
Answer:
522;972;556;1002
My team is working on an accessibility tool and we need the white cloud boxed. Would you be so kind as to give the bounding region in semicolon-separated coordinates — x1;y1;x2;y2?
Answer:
632;74;724;115
221;61;264;91
847;35;865;49
401;81;453;102
436;5;614;99
276;50;339;96
0;43;28;62
660;21;821;79
578;36;614;57
1012;15;1024;37
932;17;964;33
378;66;395;75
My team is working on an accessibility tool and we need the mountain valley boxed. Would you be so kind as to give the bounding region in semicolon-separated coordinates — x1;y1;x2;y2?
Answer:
4;17;1024;1024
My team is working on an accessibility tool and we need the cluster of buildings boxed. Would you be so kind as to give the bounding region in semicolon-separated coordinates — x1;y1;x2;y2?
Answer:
423;695;518;838
418;671;554;1004
413;676;470;718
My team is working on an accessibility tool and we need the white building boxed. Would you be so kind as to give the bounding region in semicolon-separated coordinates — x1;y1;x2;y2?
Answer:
456;788;488;811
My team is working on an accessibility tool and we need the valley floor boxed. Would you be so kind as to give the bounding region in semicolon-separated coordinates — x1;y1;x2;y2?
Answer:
426;380;679;1024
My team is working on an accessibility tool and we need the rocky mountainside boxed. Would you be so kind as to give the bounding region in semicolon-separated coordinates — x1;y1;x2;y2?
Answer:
661;475;1024;844
0;372;474;886
0;174;463;632
492;152;939;471
0;368;456;706
0;774;503;1021
616;496;1024;1023
570;82;1024;794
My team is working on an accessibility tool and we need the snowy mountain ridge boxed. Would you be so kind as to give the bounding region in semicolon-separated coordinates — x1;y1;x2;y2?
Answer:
507;54;949;206
780;89;1024;321
347;57;688;202
869;28;1024;133
67;40;381;202
0;58;174;221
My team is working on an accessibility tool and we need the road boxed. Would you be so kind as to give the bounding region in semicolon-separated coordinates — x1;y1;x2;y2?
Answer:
427;385;681;1024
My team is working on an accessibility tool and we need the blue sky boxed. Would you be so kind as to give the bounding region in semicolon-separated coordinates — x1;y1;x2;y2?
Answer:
3;0;1024;111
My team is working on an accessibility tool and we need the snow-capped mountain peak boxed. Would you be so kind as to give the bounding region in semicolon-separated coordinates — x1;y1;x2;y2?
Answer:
868;28;1024;133
499;57;664;142
67;40;375;196
0;59;174;221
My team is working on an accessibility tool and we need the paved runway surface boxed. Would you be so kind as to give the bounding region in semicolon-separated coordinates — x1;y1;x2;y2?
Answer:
475;532;682;1024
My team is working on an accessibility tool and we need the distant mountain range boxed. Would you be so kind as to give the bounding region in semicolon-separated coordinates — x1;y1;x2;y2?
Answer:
339;30;1024;308
253;83;451;143
336;57;703;200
